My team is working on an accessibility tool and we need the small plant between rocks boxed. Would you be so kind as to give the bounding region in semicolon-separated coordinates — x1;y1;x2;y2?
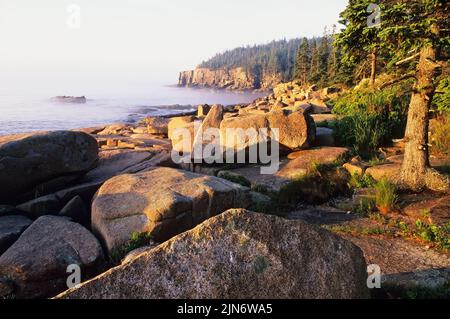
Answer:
110;232;154;264
374;178;398;215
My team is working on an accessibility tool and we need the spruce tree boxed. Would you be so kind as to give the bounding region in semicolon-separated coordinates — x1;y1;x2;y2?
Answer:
294;38;311;85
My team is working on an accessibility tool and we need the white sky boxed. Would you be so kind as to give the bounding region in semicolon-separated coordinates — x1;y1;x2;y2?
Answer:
0;0;348;94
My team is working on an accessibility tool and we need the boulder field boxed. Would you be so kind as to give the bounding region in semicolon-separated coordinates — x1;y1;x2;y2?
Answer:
0;87;386;299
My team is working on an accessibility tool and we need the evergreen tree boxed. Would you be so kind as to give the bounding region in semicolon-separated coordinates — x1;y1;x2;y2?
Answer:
377;0;450;191
309;40;321;84
335;0;384;86
294;37;311;84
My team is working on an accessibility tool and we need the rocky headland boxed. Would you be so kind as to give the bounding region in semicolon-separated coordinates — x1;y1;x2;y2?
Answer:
178;67;282;90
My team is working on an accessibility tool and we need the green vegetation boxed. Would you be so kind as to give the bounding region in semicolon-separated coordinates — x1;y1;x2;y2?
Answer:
430;114;450;156
352;198;376;216
349;173;375;189
199;38;302;85
251;184;272;196
374;178;398;214
110;232;154;264
199;27;345;88
324;224;389;237
367;156;387;167
415;220;450;250
432;75;450;114
275;164;350;205
219;172;251;188
328;86;409;158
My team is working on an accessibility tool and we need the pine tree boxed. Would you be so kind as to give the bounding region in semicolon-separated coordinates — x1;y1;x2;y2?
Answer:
327;25;339;81
309;40;320;84
294;37;311;85
317;30;331;86
335;0;384;86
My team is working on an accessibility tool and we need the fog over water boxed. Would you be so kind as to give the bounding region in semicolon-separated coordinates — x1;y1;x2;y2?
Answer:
0;81;265;135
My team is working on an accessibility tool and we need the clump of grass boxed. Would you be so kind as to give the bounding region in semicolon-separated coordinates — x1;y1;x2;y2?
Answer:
368;156;387;167
352;197;376;216
110;231;154;264
329;86;409;158
323;224;388;236
276;166;350;205
349;173;376;189
252;184;273;196
374;178;398;214
219;172;251;188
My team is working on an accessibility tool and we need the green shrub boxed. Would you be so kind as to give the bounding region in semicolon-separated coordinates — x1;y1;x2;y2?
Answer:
430;114;450;156
415;220;450;250
330;86;409;118
432;75;450;114
349;173;376;189
331;113;391;158
374;178;398;214
329;86;409;158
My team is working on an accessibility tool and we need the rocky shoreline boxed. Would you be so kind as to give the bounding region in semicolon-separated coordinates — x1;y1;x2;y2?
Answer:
0;83;449;299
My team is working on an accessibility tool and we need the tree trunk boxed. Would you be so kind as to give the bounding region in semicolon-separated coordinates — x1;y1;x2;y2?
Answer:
370;48;377;86
400;46;449;192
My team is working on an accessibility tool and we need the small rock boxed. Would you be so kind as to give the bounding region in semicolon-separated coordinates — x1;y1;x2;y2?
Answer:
16;194;62;219
59;196;89;227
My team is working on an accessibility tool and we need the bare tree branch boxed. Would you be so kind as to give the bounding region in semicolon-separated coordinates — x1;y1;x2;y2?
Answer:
379;73;416;90
395;53;420;66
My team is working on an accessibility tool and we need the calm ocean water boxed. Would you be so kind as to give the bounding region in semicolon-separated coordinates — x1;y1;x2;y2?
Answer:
0;86;265;136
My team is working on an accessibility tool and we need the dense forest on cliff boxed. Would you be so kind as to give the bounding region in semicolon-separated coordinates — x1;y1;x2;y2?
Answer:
198;38;304;83
197;28;349;87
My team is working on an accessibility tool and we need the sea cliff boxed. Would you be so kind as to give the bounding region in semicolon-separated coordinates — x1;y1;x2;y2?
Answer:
178;67;282;90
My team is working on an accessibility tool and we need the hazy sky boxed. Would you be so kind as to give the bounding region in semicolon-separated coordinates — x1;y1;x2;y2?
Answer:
0;0;348;94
